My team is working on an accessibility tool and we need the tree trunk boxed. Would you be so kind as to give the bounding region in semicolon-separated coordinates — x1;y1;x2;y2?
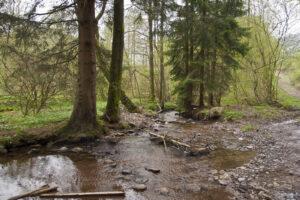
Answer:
94;24;139;113
199;48;205;108
147;5;155;101
104;0;124;123
183;0;193;115
209;48;216;107
159;1;166;109
68;0;97;131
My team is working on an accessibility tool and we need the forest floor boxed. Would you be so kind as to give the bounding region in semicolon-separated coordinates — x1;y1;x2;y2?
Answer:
0;78;300;199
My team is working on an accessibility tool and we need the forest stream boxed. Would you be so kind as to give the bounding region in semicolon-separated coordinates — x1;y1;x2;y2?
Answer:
0;111;299;200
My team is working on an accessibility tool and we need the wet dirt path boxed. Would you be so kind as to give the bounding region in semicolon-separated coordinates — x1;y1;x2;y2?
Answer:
0;112;299;200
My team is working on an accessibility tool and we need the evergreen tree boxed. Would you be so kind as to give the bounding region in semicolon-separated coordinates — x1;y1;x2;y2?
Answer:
169;0;248;116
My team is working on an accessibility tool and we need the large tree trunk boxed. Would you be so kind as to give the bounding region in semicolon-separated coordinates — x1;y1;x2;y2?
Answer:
147;4;155;101
104;0;124;123
159;1;166;109
68;0;97;131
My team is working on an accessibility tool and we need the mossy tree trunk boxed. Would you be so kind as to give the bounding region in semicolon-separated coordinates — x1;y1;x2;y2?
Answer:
94;13;139;114
104;0;124;123
67;0;98;131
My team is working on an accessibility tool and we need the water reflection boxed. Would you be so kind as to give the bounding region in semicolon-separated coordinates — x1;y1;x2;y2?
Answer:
0;155;79;200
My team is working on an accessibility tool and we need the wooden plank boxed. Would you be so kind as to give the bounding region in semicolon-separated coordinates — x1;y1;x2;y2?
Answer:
40;191;126;198
8;185;58;200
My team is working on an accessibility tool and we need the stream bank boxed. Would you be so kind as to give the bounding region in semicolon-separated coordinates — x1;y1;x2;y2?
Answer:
0;111;299;199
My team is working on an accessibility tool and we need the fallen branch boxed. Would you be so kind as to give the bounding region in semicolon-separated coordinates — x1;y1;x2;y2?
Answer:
149;132;210;155
8;185;58;200
40;191;126;198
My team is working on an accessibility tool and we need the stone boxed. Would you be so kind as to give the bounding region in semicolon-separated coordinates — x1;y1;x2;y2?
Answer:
110;163;117;168
238;177;246;182
258;191;272;200
273;182;280;187
104;159;115;164
210;169;218;175
145;167;160;174
219;170;226;175
208;107;224;119
132;184;147;192
218;173;231;186
0;145;8;154
158;187;169;195
71;147;83;153
185;184;201;193
58;147;68;152
134;177;149;184
121;169;132;175
116;175;131;181
28;148;39;154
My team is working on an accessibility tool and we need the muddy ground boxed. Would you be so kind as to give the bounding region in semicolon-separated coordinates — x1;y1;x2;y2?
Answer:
0;111;299;200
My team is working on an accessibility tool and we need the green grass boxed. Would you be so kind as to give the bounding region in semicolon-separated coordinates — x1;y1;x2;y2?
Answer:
277;89;300;110
223;109;244;121
241;124;256;132
0;96;107;131
253;104;281;119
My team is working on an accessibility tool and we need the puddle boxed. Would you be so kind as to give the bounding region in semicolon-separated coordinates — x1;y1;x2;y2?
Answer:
209;148;256;170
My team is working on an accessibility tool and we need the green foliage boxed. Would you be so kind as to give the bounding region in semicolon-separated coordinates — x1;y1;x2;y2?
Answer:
233;16;285;105
277;89;300;110
223;109;244;121
169;0;248;112
241;124;256;132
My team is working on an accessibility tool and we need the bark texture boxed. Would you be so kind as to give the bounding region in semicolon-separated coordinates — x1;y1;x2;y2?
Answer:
159;0;166;109
94;20;139;113
68;0;97;131
147;3;155;101
105;0;124;123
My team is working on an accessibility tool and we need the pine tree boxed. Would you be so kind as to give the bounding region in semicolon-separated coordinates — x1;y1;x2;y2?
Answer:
169;0;248;116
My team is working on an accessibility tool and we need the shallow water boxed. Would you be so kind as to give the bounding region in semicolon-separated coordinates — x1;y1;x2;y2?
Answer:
0;112;257;200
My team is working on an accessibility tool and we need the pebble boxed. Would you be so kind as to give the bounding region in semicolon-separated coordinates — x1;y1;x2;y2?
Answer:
238;177;246;182
134;177;149;184
58;147;68;152
71;147;83;153
28;148;39;154
218;173;231;186
210;169;218;175
258;191;272;200
132;184;147;191
246;145;254;149
158;187;169;195
121;169;132;175
145;167;160;174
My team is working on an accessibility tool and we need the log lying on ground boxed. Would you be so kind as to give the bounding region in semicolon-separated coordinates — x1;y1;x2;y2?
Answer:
40;191;126;198
149;132;210;155
8;185;58;200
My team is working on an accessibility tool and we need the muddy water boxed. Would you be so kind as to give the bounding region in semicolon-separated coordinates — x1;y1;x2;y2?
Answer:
0;112;256;200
